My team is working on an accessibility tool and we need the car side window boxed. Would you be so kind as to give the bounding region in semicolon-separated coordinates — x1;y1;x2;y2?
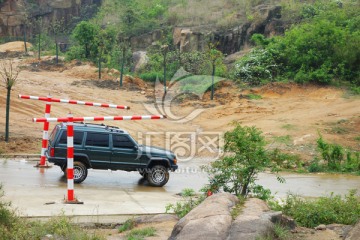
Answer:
85;132;109;147
113;135;135;148
59;131;84;145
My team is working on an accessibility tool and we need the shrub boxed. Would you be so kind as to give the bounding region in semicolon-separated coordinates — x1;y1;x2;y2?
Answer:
274;190;360;228
165;188;205;218
139;71;163;82
119;219;136;233
203;122;284;196
233;48;278;86
317;136;344;170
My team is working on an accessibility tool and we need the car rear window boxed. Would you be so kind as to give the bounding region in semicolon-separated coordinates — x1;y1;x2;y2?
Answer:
85;132;109;147
113;135;135;148
59;131;84;145
48;125;59;145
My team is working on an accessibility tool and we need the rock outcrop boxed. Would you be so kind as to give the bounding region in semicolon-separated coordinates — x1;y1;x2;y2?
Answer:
169;193;239;240
169;195;296;240
173;5;285;55
345;221;360;240
0;0;100;37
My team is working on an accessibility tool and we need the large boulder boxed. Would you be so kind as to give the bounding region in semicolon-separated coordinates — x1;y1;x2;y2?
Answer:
228;198;273;240
345;221;360;240
169;193;239;240
132;51;149;72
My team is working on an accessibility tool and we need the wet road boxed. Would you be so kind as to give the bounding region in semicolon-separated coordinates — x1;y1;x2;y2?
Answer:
0;159;359;217
3;159;358;196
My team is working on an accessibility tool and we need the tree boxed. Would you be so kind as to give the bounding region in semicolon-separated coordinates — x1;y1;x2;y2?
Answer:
0;60;20;142
207;43;224;100
204;122;283;196
72;21;100;59
49;18;67;64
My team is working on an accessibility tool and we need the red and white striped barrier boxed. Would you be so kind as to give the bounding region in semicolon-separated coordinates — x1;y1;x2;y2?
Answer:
19;94;130;109
39;96;52;166
19;94;130;167
66;114;75;202
33;115;166;123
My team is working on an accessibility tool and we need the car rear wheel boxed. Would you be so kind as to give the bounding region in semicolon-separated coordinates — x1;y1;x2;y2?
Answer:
73;161;88;184
146;165;169;187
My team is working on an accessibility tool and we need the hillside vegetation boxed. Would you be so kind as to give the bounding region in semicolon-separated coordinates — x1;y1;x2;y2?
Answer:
59;0;359;88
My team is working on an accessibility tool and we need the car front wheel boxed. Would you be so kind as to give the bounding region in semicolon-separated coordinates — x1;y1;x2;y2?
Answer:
146;165;169;187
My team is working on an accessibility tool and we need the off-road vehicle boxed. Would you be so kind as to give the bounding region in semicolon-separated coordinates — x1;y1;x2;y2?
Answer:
46;123;178;187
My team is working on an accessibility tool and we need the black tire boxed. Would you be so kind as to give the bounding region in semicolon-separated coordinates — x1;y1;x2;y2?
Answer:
61;165;67;174
73;161;88;184
138;169;147;178
146;165;169;187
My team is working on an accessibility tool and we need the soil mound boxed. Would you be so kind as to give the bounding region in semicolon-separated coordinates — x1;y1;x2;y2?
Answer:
0;41;32;52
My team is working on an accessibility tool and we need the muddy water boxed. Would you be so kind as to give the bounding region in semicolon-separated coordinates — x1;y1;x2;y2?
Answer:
0;159;359;198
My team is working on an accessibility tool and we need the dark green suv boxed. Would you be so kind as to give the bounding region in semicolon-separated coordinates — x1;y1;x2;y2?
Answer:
46;123;178;187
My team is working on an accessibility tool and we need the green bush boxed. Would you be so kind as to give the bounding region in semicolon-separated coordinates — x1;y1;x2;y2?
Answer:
139;71;163;82
165;188;205;218
237;1;360;86
203;122;284;196
233;48;278;86
317;136;344;171
273;190;360;228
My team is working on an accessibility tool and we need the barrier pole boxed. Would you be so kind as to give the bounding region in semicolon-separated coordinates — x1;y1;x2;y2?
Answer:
64;114;82;204
33;115;166;123
18;94;130;109
37;95;51;168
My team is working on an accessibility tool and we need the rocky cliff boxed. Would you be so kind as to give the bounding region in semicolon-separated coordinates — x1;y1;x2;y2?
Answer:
0;0;100;37
130;4;285;55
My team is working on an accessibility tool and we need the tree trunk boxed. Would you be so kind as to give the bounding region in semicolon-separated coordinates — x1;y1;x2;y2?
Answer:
56;42;59;64
38;32;41;60
211;63;215;100
163;53;167;94
23;25;28;53
98;54;102;80
120;47;125;87
5;87;11;142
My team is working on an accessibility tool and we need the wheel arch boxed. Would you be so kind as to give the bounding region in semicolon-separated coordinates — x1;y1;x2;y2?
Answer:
146;158;170;169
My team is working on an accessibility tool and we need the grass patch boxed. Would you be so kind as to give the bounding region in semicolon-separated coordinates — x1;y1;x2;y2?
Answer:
256;223;291;240
281;124;297;131
230;196;246;220
330;126;349;134
0;184;105;240
119;219;136;233
354;136;360;142
126;227;156;240
165;188;205;218
269;190;360;228
272;135;292;145
245;93;263;100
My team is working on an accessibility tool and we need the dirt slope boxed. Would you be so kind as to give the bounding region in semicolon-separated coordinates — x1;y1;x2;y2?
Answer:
0;54;359;160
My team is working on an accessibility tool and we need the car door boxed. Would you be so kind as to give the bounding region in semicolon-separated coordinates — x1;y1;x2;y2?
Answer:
111;134;140;170
84;132;111;169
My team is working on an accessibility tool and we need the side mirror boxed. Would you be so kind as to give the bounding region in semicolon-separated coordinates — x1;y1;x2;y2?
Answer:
134;145;139;150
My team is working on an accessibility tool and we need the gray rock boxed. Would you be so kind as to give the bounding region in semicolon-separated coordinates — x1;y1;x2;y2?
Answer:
132;51;149;72
227;198;272;240
136;214;179;224
345;221;360;240
315;224;327;231
169;193;239;240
